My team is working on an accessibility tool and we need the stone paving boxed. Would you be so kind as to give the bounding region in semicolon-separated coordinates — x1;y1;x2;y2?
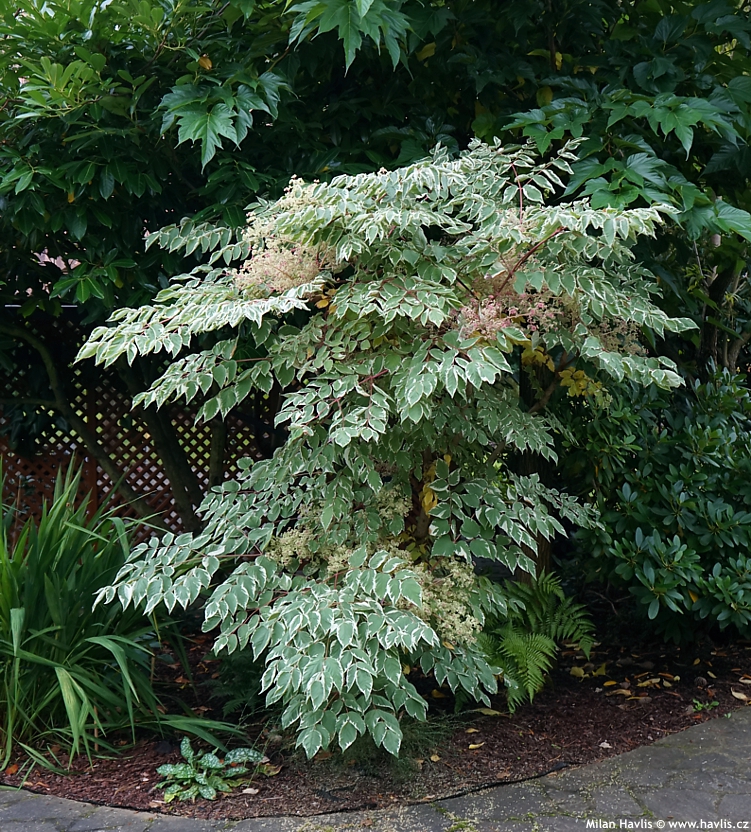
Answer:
1;708;750;832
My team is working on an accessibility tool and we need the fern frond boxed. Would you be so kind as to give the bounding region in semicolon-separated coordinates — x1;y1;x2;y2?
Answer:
478;572;595;710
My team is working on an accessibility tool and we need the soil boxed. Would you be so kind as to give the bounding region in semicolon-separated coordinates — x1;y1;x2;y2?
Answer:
2;632;751;821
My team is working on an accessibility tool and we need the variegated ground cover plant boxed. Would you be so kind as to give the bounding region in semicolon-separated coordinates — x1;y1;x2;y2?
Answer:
80;141;693;758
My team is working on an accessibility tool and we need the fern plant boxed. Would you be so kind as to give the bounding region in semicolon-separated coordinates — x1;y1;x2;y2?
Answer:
80;140;692;758
478;572;595;710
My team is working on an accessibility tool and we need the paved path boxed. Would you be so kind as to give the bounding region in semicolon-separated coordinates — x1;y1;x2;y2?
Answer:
1;709;750;832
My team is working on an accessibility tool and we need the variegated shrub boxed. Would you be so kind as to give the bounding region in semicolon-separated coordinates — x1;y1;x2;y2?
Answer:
81;141;693;757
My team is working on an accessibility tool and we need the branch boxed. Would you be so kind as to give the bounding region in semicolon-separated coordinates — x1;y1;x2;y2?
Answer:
495;228;566;295
727;328;751;371
527;351;570;416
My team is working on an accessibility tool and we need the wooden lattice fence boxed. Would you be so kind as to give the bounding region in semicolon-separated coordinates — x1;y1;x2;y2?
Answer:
1;312;270;535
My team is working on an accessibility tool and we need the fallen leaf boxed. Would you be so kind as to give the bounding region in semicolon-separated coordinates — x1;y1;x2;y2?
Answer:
738;678;751;685
468;742;486;750
431;689;447;699
465;728;480;734
570;666;585;678
663;680;673;688
4;765;18;776
430;754;441;762
257;763;282;777
605;689;631;697
603;680;617;687
731;690;749;702
242;788;259;795
470;707;508;716
599;741;612;749
593;663;607;677
707;671;717;679
693;658;701;666
637;678;661;687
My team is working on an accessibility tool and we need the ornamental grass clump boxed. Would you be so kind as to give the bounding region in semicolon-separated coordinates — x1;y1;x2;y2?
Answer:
81;140;693;757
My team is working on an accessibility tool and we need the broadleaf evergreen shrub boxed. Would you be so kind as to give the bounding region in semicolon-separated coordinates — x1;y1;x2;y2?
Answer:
563;369;751;643
83;141;693;756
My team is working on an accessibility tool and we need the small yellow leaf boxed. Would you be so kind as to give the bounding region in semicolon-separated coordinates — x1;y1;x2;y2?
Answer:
731;690;749;702
593;663;607;677
402;664;411;675
536;85;553;106
465;727;480;734
468;742;485;750
67;191;75;203
707;671;717;679
688;590;699;603
431;689;447;699
603;680;618;687
570;666;585;678
693;658;701;666
663;680;672;688
430;754;441;762
737;678;751;685
416;42;437;61
471;707;506;716
198;54;213;70
315;298;330;308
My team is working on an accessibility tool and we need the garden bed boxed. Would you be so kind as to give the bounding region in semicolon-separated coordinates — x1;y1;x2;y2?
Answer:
2;636;750;820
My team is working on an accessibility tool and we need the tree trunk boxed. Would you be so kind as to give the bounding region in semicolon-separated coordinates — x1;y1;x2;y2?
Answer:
117;360;206;533
208;417;227;488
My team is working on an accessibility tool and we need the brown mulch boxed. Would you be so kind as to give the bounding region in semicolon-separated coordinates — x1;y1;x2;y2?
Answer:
2;637;751;820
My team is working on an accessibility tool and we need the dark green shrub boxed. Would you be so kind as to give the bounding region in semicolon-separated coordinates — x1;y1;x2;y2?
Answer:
562;369;751;642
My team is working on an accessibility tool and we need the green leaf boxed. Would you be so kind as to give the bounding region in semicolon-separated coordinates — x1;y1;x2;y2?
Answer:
176;104;239;168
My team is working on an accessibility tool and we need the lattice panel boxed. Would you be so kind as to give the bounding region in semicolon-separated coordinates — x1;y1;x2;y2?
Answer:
1;312;270;537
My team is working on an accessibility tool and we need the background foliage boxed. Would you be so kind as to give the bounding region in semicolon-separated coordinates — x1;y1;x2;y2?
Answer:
2;1;750;528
